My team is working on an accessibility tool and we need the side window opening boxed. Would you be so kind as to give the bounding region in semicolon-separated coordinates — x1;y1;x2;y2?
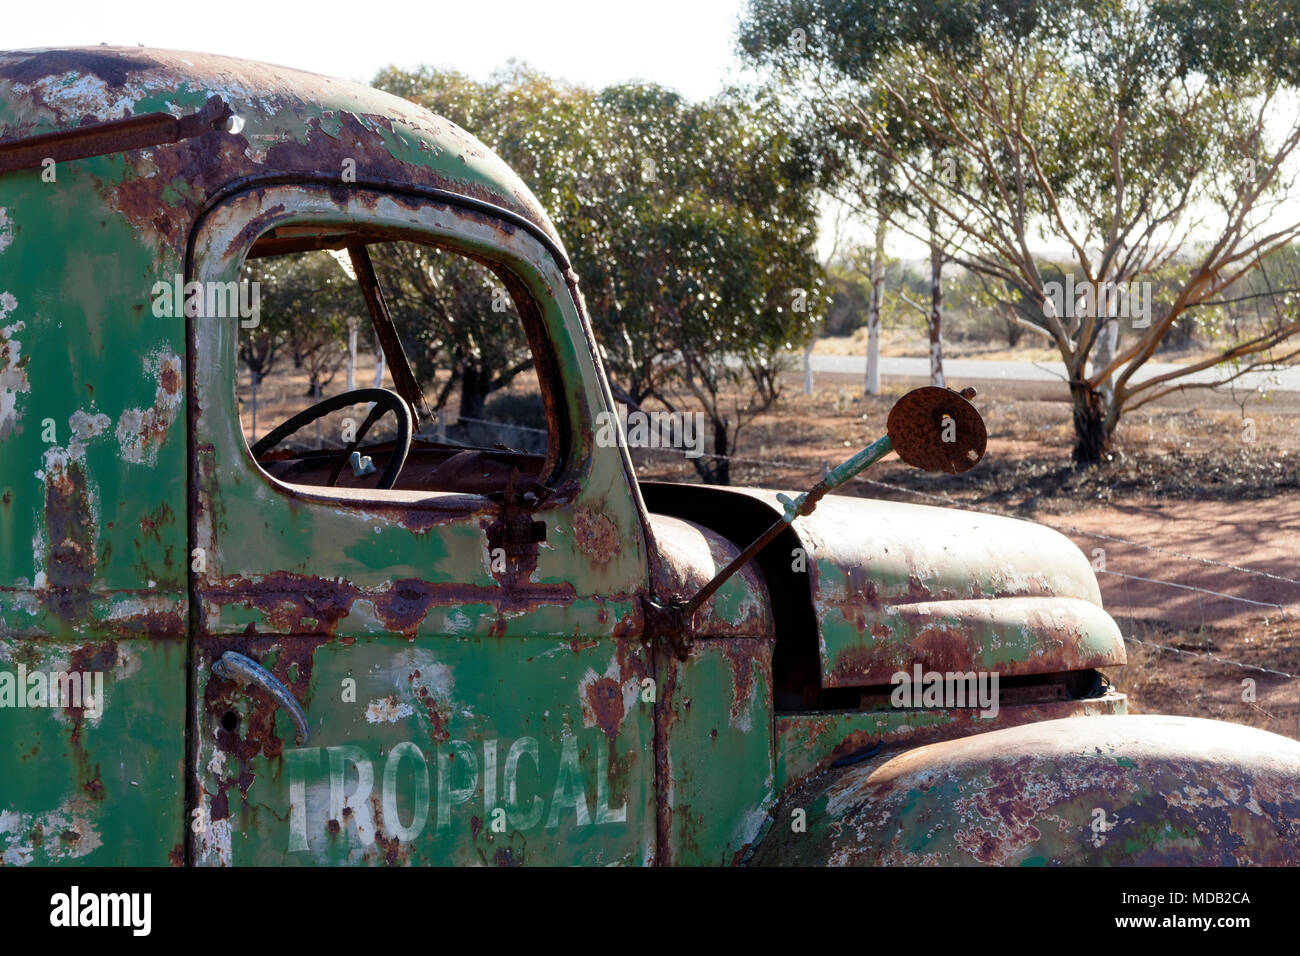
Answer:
236;230;557;496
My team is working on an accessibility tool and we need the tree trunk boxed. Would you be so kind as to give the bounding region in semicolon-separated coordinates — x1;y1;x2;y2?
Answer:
372;332;386;389
803;341;814;395
347;318;358;391
250;369;259;443
686;413;732;485
928;220;945;388
1003;305;1023;348
709;416;730;486
313;381;323;446
865;216;886;395
458;365;490;421
1070;379;1108;465
1092;290;1119;409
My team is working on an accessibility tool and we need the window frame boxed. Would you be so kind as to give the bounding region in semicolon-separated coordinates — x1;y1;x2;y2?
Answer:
188;184;597;516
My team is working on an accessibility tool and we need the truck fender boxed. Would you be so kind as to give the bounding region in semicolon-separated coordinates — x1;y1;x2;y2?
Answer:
749;714;1300;865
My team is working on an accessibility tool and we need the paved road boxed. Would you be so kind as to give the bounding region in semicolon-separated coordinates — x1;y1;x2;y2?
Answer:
809;353;1300;392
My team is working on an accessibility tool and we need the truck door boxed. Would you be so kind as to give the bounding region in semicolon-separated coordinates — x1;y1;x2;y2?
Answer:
0;161;189;866
186;184;655;865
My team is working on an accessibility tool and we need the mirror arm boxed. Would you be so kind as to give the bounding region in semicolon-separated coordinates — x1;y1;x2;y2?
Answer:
647;386;984;660
675;434;893;628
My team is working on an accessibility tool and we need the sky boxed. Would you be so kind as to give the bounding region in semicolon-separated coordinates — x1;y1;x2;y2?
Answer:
2;0;752;101
5;1;868;245
6;0;882;255
8;1;1295;265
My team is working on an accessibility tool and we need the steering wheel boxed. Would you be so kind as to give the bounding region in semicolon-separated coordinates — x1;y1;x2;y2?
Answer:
250;387;413;490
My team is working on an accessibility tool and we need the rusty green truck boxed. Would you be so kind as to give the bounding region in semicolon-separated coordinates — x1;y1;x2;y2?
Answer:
2;47;1298;867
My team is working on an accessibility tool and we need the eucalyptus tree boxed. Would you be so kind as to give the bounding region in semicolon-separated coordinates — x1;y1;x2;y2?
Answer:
376;66;825;482
742;0;1300;462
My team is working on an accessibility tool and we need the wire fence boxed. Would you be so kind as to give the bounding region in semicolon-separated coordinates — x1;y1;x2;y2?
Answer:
617;432;1300;690
445;410;1298;688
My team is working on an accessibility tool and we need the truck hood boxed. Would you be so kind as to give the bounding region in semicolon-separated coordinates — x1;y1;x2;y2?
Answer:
643;484;1125;688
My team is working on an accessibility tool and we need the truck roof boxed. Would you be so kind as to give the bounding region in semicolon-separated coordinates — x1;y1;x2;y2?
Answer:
0;46;565;254
0;48;576;637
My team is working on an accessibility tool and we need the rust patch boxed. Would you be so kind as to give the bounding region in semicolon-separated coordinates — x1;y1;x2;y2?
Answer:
411;676;450;743
101;603;186;640
0;49;159;88
263;112;546;237
758;714;1300;866
779;694;1127;791
494;846;522;866
720;639;771;727
66;642;118;746
138;500;175;537
584;677;624;744
201;569;577;639
887;385;986;474
572;508;620;566
367;792;406;865
82;765;104;801
370;579;443;637
372;829;404;867
40;449;96;624
823;597;1123;688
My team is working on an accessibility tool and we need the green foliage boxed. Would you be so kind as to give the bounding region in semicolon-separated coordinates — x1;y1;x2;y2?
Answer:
373;65;824;413
249;252;358;395
741;0;1300;463
366;241;528;419
823;264;872;337
372;65;826;481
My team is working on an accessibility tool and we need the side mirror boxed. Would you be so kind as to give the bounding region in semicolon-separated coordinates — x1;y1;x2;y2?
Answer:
887;385;987;474
660;385;989;647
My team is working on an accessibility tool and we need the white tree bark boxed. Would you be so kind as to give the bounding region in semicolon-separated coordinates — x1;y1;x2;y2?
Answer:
865;216;887;394
1088;280;1120;411
346;317;358;391
250;369;258;443
928;218;945;388
372;334;386;389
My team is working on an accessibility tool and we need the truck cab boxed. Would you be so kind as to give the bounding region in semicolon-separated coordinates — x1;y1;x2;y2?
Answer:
3;47;1298;867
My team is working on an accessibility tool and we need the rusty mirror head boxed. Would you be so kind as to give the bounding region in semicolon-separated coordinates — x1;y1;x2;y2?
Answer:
886;386;987;474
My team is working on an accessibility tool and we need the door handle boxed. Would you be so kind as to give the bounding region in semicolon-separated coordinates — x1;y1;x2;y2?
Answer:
212;651;310;745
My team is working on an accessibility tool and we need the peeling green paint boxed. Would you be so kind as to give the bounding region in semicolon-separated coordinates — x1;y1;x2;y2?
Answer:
5;46;1298;869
